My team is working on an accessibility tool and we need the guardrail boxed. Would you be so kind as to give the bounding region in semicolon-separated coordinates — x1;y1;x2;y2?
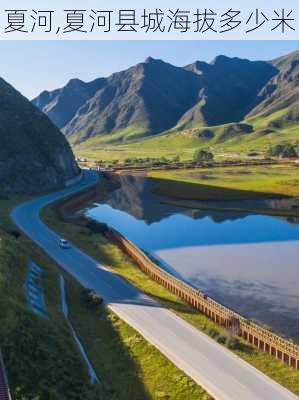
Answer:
107;228;299;370
0;352;11;400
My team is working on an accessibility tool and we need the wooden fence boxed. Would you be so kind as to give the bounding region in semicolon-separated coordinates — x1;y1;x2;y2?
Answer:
107;228;299;370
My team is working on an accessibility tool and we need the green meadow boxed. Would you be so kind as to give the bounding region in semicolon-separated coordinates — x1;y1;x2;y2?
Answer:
150;164;299;198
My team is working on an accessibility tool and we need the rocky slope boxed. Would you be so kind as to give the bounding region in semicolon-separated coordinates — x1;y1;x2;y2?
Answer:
33;77;105;130
0;78;80;195
32;50;299;146
181;55;277;127
36;58;203;144
248;50;299;121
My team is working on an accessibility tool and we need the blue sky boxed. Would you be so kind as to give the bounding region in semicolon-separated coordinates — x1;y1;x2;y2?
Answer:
0;40;298;99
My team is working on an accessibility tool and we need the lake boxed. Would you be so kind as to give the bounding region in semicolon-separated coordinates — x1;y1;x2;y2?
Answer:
85;174;299;342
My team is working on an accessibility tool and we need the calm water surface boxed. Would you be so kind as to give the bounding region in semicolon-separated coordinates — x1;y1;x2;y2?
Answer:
86;175;299;342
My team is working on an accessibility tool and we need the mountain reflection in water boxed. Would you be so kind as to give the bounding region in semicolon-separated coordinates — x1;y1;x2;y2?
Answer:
86;174;299;342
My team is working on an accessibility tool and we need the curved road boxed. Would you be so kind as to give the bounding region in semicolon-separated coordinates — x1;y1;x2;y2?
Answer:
11;171;298;400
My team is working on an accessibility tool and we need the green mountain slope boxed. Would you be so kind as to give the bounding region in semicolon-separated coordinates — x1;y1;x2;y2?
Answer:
74;107;299;162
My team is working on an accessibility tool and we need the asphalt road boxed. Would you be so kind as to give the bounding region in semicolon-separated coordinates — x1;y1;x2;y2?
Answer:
11;171;298;400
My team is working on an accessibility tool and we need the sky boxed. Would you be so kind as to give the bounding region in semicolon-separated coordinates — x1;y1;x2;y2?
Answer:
0;40;298;99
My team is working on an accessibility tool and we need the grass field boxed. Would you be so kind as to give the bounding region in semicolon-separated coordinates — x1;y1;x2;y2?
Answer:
148;164;299;217
41;193;299;397
150;164;299;197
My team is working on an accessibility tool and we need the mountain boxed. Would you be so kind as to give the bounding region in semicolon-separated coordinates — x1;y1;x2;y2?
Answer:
248;50;299;122
34;57;203;144
0;78;80;194
32;51;299;148
181;55;277;127
33;77;105;130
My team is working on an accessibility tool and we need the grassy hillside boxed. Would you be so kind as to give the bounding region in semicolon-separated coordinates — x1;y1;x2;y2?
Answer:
74;108;299;162
0;204;96;399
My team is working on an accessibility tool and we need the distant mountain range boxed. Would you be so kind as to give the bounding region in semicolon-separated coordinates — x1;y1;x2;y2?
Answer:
0;78;79;194
33;50;299;148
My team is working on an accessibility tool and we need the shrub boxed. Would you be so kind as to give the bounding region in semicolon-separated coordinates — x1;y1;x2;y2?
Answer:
193;149;214;162
267;143;298;158
227;337;240;350
207;328;219;339
81;288;103;310
217;335;227;345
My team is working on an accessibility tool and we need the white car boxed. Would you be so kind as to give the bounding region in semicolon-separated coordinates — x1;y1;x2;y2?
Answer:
59;238;70;249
